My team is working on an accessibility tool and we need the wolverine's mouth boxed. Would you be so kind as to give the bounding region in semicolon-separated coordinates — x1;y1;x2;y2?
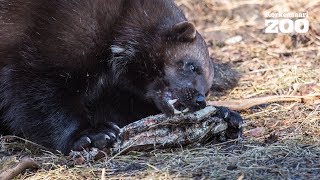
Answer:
167;98;190;115
150;86;205;116
162;88;207;115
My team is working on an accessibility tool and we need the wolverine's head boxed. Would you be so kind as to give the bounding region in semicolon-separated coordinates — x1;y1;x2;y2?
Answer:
146;21;213;115
109;0;213;115
110;19;213;115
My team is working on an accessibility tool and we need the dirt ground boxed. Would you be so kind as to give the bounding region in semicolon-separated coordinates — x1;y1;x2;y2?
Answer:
1;0;320;179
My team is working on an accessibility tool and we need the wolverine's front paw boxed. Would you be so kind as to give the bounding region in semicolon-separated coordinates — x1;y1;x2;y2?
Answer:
72;122;120;151
215;106;243;139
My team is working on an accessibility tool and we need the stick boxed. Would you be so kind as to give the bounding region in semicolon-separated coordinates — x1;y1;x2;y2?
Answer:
113;106;229;153
0;158;39;180
208;94;320;111
101;168;106;180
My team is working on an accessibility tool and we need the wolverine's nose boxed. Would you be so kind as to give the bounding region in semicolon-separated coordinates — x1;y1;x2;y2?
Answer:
195;94;206;109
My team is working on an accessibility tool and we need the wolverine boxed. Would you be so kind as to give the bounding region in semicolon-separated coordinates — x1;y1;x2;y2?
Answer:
0;0;242;154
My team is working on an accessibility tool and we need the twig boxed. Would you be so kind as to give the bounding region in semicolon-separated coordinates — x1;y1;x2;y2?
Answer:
1;135;47;150
269;47;320;54
0;158;39;180
208;94;320;111
101;168;106;180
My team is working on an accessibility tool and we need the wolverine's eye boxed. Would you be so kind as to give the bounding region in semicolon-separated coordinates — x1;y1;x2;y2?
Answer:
189;63;196;72
186;62;201;74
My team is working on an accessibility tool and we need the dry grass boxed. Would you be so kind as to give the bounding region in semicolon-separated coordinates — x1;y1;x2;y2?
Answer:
1;0;320;179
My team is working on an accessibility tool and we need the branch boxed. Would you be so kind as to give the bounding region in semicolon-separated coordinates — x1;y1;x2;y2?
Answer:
0;158;39;180
113;106;229;153
208;94;320;111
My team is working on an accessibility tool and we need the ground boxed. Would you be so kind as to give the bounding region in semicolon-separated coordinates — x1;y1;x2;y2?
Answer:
1;0;320;179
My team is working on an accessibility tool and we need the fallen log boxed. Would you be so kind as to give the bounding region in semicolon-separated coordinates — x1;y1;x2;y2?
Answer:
113;106;230;153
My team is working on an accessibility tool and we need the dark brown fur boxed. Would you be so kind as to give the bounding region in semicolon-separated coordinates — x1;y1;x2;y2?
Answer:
0;0;242;154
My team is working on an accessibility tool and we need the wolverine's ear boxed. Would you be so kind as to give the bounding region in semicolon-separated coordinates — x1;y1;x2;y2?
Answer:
167;21;197;42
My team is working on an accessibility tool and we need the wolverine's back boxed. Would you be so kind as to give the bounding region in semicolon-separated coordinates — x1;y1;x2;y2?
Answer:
0;0;124;69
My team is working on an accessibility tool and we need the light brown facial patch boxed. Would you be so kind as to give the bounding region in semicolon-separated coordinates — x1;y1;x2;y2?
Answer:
163;33;214;90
